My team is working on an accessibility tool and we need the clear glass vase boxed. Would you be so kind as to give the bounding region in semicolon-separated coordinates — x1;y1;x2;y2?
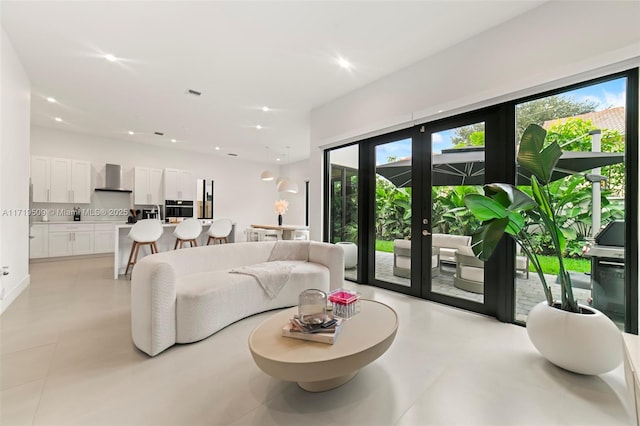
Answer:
298;289;327;325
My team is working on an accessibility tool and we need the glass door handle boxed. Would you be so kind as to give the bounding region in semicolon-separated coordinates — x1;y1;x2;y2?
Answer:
422;230;431;236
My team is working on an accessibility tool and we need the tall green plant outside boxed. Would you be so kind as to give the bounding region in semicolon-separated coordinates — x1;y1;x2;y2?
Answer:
464;124;579;312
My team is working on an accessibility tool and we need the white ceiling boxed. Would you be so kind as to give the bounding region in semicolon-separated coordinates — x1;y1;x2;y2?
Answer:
1;1;546;164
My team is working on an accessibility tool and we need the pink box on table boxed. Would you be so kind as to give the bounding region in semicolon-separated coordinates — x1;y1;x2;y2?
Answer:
328;289;360;319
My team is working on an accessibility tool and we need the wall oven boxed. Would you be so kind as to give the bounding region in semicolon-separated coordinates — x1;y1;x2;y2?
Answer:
165;200;194;218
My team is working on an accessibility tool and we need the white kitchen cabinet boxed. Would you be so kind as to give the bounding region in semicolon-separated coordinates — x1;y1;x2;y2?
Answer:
31;156;51;202
179;170;194;200
71;160;92;203
30;156;91;204
50;157;72;203
48;224;94;257
48;230;73;257
73;231;94;255
164;168;194;200
94;223;115;254
134;167;163;205
29;224;49;259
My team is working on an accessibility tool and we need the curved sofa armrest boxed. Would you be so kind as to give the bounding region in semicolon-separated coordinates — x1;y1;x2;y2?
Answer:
309;242;344;291
131;257;177;356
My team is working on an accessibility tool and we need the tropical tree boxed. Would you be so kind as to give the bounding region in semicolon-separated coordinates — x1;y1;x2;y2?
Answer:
451;96;598;146
451;123;485;147
432;186;483;235
515;95;598;138
375;176;411;240
545;117;624;196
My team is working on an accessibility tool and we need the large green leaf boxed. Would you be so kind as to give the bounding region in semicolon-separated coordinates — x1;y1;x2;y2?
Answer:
517;124;562;184
530;176;553;219
505;211;525;235
530;176;567;254
484;183;536;212
470;218;509;261
464;194;507;221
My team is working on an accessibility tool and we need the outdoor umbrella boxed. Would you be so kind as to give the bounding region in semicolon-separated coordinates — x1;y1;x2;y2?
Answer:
376;147;624;187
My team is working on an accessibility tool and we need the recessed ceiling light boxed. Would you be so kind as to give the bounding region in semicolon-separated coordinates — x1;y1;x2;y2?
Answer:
46;97;56;103
256;125;262;130
438;109;444;113
262;106;270;112
276;157;281;162
171;139;177;143
337;57;352;70
215;146;221;151
105;54;117;62
128;131;135;135
54;117;62;122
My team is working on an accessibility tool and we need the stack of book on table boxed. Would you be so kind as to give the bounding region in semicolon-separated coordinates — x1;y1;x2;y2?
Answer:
282;315;343;344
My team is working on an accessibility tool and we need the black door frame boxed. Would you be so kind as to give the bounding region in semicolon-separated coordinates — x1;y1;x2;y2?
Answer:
324;68;638;331
359;126;423;298
415;106;506;318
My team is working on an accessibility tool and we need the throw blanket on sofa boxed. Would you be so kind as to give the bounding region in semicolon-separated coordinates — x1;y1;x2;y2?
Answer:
230;261;293;298
268;240;310;261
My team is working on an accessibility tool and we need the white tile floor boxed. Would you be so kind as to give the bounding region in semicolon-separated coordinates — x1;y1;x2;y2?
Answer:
0;256;634;426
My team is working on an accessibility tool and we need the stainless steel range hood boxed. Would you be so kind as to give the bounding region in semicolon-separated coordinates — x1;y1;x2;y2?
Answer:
95;164;132;193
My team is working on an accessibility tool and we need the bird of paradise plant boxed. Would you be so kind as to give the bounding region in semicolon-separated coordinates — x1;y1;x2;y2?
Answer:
464;123;579;312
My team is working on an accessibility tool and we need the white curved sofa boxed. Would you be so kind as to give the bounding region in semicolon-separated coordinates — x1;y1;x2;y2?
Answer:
131;240;344;356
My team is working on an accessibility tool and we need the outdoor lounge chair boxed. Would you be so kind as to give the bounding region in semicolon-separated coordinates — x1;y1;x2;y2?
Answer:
393;239;439;278
432;233;472;265
453;246;484;294
453;245;529;293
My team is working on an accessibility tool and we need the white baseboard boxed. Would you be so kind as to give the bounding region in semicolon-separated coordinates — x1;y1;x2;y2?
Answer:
1;274;30;314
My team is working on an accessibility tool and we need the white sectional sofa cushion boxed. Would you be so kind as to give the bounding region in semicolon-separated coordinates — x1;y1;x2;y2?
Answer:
131;240;344;356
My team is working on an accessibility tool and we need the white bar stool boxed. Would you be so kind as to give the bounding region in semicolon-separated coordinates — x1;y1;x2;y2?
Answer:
207;218;233;245
173;218;202;249
125;219;163;276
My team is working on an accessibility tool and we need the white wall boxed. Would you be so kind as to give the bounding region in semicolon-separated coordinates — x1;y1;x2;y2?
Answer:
30;126;282;241
1;28;31;313
308;0;640;241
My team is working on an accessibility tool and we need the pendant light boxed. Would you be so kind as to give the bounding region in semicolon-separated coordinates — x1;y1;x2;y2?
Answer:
260;146;274;181
276;146;299;194
277;178;298;194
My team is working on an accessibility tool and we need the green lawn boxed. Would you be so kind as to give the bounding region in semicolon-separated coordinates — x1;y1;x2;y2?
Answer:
375;240;590;274
534;255;590;274
376;240;395;253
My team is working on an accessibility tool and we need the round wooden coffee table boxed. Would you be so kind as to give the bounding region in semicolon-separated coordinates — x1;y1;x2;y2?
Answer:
248;299;398;392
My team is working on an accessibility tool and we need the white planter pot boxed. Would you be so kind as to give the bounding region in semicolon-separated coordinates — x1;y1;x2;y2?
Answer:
336;242;357;269
526;301;622;375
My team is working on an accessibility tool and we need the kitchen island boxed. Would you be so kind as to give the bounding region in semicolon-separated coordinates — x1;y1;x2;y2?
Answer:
113;220;235;279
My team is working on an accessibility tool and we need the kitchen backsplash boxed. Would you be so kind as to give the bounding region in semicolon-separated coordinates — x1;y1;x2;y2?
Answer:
32;191;133;222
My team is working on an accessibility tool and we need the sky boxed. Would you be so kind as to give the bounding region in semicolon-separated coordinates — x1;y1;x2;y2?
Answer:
375;77;627;165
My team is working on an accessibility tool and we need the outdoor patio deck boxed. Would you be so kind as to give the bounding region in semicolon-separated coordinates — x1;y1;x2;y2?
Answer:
344;250;592;322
